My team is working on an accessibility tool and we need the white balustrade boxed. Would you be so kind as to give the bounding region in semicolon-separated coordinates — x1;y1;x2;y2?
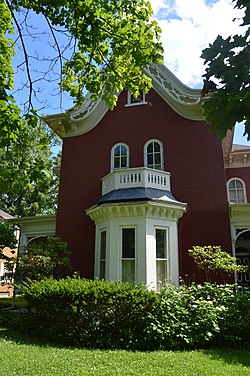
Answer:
102;167;171;195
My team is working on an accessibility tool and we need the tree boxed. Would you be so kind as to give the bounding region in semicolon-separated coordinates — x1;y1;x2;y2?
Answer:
0;0;163;146
0;221;17;250
189;245;248;283
0;120;61;217
17;236;72;282
201;0;250;139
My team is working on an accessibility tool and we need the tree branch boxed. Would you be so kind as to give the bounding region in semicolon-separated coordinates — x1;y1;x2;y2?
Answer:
6;0;33;112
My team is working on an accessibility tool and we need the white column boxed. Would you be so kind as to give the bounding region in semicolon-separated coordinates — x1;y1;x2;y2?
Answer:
136;218;147;285
168;221;179;286
108;220;120;281
18;233;28;256
145;218;156;289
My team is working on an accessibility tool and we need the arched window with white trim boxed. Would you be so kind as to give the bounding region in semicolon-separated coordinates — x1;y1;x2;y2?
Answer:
111;143;129;171
144;139;164;170
227;178;247;203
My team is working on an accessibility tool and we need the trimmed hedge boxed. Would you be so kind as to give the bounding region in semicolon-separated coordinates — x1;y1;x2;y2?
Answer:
22;278;159;350
1;278;249;350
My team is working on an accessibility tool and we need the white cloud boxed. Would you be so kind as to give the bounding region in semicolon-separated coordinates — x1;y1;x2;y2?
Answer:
150;0;246;87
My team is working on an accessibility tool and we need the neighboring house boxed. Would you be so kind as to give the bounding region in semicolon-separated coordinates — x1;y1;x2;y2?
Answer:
43;63;241;289
223;131;250;287
0;210;17;297
8;215;56;255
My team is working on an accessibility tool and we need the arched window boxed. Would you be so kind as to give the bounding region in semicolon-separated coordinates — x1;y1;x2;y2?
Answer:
227;178;247;203
144;139;164;170
111;143;129;171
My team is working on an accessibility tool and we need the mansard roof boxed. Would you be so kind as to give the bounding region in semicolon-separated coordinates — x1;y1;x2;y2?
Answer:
44;64;203;139
98;187;181;205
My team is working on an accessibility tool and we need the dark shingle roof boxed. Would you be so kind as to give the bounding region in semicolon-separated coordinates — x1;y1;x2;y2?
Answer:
98;188;181;205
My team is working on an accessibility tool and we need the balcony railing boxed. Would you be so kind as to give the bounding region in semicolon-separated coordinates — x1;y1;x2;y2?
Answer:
102;167;171;196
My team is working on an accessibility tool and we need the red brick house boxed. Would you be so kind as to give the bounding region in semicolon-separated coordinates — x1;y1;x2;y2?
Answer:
9;64;249;289
43;63;249;288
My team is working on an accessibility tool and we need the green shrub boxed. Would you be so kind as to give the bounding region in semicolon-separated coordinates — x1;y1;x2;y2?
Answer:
16;236;72;282
148;283;222;349
188;245;248;282
3;278;249;350
149;283;250;349
21;277;159;350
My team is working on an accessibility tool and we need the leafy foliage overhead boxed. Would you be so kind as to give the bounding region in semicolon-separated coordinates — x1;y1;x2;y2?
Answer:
0;120;61;217
0;0;163;145
201;0;250;139
0;221;17;250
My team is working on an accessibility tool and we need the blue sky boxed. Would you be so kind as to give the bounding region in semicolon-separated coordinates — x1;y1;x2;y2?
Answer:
150;0;249;145
11;0;249;145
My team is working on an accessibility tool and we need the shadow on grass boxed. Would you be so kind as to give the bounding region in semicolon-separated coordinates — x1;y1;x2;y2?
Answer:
0;325;70;350
201;348;250;368
1;311;249;369
0;309;68;350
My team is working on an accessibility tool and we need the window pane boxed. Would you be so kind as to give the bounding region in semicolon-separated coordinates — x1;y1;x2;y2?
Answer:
100;231;106;280
156;260;168;289
121;145;127;155
122;260;135;282
114;157;120;169
146;141;163;170
147;143;153;153
114;146;121;156
122;228;135;258
147;154;153;165
155;153;161;165
228;178;246;203
100;261;105;280
154;142;160;152
113;144;128;170
229;180;235;189
238;189;245;200
100;231;106;259
156;229;167;258
121;156;127;168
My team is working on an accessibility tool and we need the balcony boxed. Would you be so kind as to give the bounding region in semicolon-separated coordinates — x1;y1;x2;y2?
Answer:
102;167;171;196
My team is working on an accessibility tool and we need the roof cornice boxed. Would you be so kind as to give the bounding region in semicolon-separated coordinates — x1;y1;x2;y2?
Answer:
44;64;204;139
144;64;203;121
86;200;187;224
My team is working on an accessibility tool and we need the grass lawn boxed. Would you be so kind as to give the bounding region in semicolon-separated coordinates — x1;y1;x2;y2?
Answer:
0;296;28;309
0;296;249;375
0;328;249;376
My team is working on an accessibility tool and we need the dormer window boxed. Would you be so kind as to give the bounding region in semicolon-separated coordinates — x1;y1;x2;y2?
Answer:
126;90;146;106
144;139;164;170
111;143;129;171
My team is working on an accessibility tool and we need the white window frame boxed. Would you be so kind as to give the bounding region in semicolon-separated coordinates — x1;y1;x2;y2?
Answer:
125;91;146;107
155;227;169;290
99;229;107;280
227;177;247;203
111;143;129;172
144;139;164;171
121;226;137;283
